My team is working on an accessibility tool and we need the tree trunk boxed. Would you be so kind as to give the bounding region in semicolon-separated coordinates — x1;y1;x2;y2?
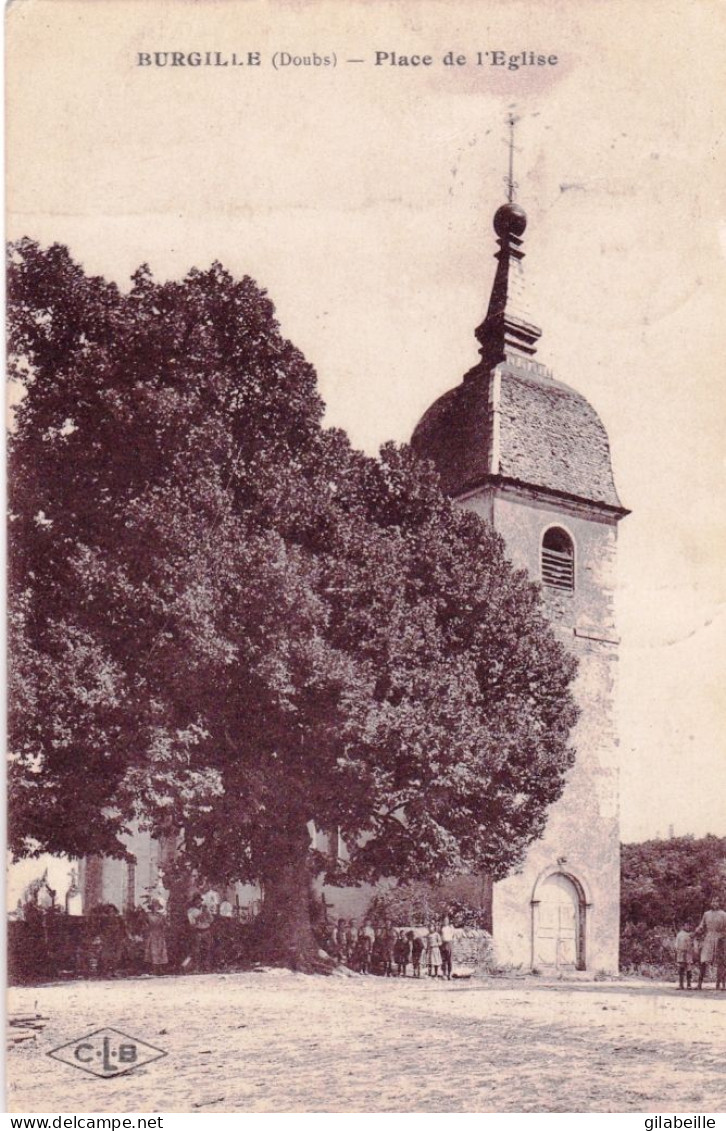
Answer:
252;825;332;973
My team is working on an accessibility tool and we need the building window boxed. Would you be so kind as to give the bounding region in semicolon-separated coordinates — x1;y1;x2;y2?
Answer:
541;527;575;592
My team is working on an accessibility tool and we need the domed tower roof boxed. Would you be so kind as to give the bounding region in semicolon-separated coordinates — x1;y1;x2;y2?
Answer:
411;199;627;516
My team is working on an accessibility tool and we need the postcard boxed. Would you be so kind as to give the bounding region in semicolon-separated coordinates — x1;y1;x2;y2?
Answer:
6;0;726;1116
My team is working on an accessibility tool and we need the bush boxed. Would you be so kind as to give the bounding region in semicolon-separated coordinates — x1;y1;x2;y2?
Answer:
365;881;490;929
620;921;675;977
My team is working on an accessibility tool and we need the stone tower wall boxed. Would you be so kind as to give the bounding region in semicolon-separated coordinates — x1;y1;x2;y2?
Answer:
459;487;621;972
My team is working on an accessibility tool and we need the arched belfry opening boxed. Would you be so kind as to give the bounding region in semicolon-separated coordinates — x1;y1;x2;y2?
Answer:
541;526;575;592
531;870;588;971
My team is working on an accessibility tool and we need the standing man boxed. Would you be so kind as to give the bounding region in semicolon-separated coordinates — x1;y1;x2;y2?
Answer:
695;896;726;990
187;893;214;972
440;914;455;981
715;935;726;991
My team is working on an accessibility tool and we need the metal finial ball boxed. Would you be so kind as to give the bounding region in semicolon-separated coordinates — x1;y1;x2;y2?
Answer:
493;202;527;238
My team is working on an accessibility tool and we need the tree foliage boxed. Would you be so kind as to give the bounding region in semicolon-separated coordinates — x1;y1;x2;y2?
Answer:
620;835;726;973
8;239;579;961
621;835;726;932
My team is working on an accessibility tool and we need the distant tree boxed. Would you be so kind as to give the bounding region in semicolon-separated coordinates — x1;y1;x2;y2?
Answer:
8;239;579;969
621;835;726;932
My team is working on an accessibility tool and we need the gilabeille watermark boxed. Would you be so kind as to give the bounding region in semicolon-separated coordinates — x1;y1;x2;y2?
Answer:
645;1119;716;1130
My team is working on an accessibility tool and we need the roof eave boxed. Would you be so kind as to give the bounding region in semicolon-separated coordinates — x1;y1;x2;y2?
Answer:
455;473;631;520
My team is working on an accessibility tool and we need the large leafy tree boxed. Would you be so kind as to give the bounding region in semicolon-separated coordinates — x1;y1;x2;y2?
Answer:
8;239;579;968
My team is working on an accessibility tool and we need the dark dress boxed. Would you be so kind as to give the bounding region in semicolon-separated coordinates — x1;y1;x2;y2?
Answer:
411;936;425;972
394;936;411;972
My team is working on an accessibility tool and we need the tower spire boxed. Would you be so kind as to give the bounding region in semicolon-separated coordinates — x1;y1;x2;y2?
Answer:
473;116;541;372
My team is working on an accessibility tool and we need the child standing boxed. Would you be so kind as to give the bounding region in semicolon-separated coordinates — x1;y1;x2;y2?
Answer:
353;931;368;974
411;931;424;979
392;930;406;976
381;923;396;977
345;920;358;967
426;923;442;978
440;915;455;981
674;922;694;989
333;918;347;963
360;920;375;974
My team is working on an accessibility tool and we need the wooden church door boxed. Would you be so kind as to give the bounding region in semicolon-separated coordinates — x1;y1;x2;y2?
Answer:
533;873;580;969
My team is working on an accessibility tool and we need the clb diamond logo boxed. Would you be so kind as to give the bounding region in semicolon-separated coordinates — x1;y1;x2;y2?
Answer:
48;1028;167;1078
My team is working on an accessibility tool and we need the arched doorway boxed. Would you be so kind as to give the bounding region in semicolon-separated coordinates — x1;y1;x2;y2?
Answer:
532;872;586;970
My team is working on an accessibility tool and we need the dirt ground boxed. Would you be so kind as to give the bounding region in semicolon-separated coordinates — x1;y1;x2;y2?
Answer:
7;971;726;1113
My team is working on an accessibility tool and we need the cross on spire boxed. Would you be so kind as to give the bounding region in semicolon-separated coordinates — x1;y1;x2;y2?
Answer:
505;110;519;203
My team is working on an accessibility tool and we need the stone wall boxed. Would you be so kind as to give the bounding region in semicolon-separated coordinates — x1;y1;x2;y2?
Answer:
461;487;621;973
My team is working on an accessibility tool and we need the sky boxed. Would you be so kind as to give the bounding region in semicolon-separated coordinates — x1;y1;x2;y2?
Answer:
6;0;726;847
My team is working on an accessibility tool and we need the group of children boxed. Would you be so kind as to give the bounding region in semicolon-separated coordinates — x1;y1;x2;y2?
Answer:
329;916;456;979
674;897;726;990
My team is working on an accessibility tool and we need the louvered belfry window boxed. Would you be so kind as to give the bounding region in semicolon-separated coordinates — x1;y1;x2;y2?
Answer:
541;527;575;592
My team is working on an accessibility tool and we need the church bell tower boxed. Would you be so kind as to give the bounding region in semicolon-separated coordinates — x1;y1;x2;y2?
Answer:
411;171;629;971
